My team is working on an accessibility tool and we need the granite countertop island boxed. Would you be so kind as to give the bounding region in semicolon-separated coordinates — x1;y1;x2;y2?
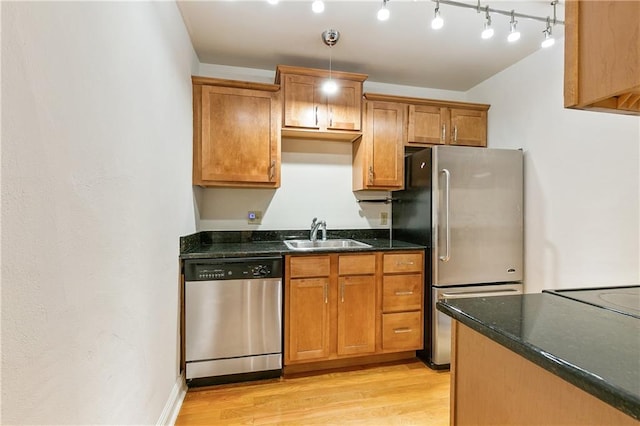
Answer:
180;230;425;259
437;291;640;422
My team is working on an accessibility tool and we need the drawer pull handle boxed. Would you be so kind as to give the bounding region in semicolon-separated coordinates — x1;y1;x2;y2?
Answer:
394;328;412;334
394;291;414;296
323;283;328;304
396;261;415;266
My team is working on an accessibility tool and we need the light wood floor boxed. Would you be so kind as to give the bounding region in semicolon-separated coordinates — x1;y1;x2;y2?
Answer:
176;360;450;425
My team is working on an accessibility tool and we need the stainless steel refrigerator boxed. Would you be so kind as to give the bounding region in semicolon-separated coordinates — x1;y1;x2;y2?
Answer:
392;145;524;368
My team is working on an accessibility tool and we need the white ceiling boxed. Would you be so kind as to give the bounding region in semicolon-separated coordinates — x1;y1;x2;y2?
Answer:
177;0;564;91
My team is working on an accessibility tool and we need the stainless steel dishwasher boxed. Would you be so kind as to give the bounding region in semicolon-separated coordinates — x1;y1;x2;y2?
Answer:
184;256;282;385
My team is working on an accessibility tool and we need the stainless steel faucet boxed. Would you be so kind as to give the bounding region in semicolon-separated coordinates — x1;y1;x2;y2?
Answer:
310;217;327;241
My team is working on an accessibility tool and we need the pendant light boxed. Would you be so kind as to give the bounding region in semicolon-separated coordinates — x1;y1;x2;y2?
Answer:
321;29;339;95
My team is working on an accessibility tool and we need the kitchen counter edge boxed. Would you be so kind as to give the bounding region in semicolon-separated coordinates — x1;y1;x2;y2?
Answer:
180;239;425;260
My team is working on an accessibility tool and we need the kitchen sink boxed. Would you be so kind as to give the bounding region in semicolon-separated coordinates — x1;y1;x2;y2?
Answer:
284;239;372;251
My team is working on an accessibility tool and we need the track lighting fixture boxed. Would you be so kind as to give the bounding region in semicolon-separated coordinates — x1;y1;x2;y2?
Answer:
377;0;390;21
431;0;444;30
421;0;563;50
507;10;520;42
541;17;555;48
481;8;494;39
311;0;324;14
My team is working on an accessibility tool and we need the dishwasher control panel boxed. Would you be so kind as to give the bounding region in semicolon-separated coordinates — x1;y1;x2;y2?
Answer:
185;257;283;281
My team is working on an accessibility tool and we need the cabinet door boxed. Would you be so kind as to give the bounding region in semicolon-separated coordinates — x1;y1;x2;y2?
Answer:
364;101;405;189
287;277;331;362
199;85;279;185
337;275;376;356
408;105;448;145
449;108;487;147
326;79;363;131
282;74;321;129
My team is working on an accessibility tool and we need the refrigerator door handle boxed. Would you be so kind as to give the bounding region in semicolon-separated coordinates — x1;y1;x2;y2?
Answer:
440;168;451;262
440;288;520;299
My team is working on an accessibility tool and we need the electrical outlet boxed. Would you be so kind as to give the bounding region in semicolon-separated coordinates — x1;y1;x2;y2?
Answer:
380;212;388;225
248;211;262;225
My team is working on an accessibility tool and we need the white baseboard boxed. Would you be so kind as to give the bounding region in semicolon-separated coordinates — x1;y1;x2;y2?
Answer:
157;372;187;426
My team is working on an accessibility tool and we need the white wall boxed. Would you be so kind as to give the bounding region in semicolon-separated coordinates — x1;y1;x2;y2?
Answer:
467;42;640;293
1;2;197;424
196;63;467;231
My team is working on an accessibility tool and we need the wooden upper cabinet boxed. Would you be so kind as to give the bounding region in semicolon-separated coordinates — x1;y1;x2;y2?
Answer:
366;93;489;149
192;77;281;188
408;105;448;145
449;108;488;147
353;99;405;191
564;0;640;115
275;65;367;141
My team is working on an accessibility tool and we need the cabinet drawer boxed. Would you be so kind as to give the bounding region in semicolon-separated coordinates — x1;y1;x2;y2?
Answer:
338;254;376;276
383;252;422;273
289;256;330;278
382;312;422;351
382;274;423;312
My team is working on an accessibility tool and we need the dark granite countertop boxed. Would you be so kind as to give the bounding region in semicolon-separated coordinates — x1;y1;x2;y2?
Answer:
180;230;425;259
437;293;640;420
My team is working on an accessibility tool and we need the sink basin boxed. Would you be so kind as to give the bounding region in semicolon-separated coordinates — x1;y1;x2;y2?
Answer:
284;239;372;251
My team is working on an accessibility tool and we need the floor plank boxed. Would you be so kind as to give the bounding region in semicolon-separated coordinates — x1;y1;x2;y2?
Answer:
176;360;450;425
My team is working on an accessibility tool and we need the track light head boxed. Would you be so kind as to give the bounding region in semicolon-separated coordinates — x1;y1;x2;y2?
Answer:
312;0;324;14
431;1;444;30
481;8;493;39
377;0;390;21
507;11;520;42
541;18;555;48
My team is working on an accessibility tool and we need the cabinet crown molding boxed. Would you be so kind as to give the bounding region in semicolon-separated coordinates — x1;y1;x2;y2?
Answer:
275;65;368;84
192;76;280;92
364;93;490;111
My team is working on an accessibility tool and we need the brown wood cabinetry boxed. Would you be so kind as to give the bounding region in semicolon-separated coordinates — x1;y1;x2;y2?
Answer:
352;99;406;191
285;253;376;363
284;250;424;372
564;0;640;115
275;65;368;141
337;254;376;356
381;252;424;352
450;321;638;425
365;93;489;150
286;256;331;362
192;77;281;187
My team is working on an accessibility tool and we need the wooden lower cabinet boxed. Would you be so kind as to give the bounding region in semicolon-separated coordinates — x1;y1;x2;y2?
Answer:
450;321;638;425
287;277;330;362
337;275;376;355
284;250;424;371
